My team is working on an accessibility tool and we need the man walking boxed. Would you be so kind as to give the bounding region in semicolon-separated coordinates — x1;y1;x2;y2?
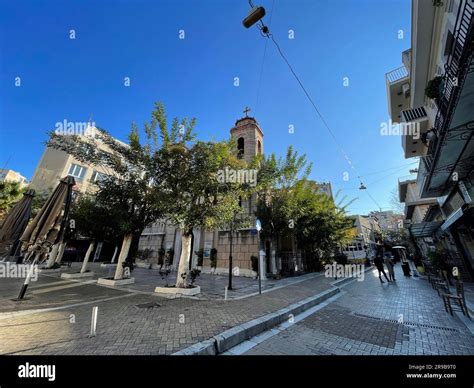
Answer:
374;245;390;283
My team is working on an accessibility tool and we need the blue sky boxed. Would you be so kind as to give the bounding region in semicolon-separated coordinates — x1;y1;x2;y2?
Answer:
0;0;416;214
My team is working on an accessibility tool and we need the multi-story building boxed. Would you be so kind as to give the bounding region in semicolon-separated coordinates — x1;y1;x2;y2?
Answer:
342;214;380;260
30;125;127;194
138;113;334;277
138;114;264;277
0;169;28;187
387;0;474;280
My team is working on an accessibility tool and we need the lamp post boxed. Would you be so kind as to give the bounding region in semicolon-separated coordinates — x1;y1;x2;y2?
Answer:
228;217;234;290
256;219;262;294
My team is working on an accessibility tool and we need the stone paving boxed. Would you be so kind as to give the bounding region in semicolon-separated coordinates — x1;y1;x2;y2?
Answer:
245;265;474;355
0;265;333;355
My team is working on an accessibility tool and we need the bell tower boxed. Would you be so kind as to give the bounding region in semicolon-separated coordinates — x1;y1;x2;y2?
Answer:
230;107;264;163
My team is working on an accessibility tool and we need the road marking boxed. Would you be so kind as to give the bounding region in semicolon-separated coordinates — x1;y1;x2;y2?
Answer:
30;280;97;295
0;293;137;321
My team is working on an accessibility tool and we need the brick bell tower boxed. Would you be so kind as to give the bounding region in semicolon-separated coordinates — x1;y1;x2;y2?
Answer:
230;106;264;163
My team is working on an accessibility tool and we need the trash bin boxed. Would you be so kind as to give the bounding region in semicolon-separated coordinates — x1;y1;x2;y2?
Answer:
401;262;411;276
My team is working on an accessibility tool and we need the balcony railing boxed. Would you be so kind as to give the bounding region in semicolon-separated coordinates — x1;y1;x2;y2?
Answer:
424;0;474;185
386;66;409;84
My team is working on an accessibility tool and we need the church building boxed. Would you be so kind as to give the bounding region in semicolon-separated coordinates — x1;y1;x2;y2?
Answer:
137;111;269;277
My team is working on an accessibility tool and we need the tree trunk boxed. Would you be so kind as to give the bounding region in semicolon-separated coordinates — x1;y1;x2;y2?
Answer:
92;241;103;262
80;241;95;273
54;241;67;264
114;233;133;280
175;231;192;288
45;243;60;268
110;245;119;263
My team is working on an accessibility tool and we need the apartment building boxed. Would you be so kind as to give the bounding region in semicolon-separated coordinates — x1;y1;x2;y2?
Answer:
387;0;474;279
0;169;27;187
30;125;127;194
342;215;381;260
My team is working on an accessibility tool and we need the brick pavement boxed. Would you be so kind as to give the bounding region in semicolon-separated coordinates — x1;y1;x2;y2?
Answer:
245;265;474;355
0;270;334;355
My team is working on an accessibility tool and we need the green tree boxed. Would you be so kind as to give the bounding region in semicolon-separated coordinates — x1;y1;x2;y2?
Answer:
0;181;22;220
47;104;167;280
152;105;248;287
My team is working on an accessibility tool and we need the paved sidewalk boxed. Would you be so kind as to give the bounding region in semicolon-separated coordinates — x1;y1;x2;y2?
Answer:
244;265;474;355
0;269;334;355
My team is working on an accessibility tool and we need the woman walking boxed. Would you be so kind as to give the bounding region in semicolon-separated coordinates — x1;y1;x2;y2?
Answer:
384;252;396;282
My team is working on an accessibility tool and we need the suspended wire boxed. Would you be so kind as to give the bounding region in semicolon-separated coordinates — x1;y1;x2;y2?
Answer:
254;0;275;117
255;22;385;209
358;161;418;178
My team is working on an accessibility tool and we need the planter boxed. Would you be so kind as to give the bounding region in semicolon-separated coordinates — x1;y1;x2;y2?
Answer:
154;285;201;296
61;272;95;279
97;277;135;286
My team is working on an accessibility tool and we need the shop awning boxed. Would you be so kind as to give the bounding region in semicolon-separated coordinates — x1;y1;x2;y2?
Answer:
409;221;442;237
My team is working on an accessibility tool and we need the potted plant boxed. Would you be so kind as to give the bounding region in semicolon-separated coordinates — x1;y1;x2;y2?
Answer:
194;248;204;268
188;268;201;287
425;76;444;105
250;255;259;278
157;247;166;268
210;248;218;273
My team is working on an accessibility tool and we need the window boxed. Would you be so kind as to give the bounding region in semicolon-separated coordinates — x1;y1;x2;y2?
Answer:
90;170;108;184
68;163;87;180
257;140;262;155
444;30;455;57
237;137;245;159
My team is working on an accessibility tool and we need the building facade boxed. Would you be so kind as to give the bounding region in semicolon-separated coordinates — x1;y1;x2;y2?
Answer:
387;0;474;280
138;114;264;277
30;126;126;195
0;169;27;187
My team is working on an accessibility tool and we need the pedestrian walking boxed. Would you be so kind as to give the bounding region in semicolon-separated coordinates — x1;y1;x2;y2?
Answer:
384;252;396;282
374;245;390;283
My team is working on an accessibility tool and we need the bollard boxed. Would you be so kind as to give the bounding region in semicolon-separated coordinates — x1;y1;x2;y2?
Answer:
17;257;38;300
224;286;228;301
89;306;99;337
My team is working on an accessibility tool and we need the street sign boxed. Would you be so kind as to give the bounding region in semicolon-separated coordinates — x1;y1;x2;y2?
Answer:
256;219;262;232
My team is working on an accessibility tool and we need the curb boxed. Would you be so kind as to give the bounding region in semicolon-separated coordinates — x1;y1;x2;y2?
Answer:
173;287;340;355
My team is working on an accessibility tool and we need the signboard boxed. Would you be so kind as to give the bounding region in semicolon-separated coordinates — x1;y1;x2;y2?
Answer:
203;241;212;259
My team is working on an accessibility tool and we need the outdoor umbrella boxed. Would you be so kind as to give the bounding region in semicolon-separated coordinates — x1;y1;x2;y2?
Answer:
0;189;35;259
20;176;76;264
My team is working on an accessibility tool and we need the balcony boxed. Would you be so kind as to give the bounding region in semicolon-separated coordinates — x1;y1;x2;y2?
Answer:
420;0;474;198
385;66;410;122
400;106;430;158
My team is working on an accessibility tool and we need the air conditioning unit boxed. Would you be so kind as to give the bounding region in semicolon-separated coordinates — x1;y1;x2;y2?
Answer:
402;83;410;98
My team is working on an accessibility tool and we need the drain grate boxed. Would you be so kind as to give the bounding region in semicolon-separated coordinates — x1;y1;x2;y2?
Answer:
135;302;162;309
353;312;459;332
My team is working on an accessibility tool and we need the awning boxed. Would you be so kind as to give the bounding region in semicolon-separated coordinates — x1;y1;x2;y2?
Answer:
409;221;442;237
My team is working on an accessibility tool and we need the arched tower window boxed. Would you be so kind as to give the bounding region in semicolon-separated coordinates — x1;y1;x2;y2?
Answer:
257;140;262;155
237;137;245;159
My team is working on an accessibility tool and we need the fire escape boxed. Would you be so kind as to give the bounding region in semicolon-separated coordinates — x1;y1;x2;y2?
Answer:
423;0;474;178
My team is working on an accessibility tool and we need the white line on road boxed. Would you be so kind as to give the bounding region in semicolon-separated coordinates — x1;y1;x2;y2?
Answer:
0;293;137;321
30;280;97;295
